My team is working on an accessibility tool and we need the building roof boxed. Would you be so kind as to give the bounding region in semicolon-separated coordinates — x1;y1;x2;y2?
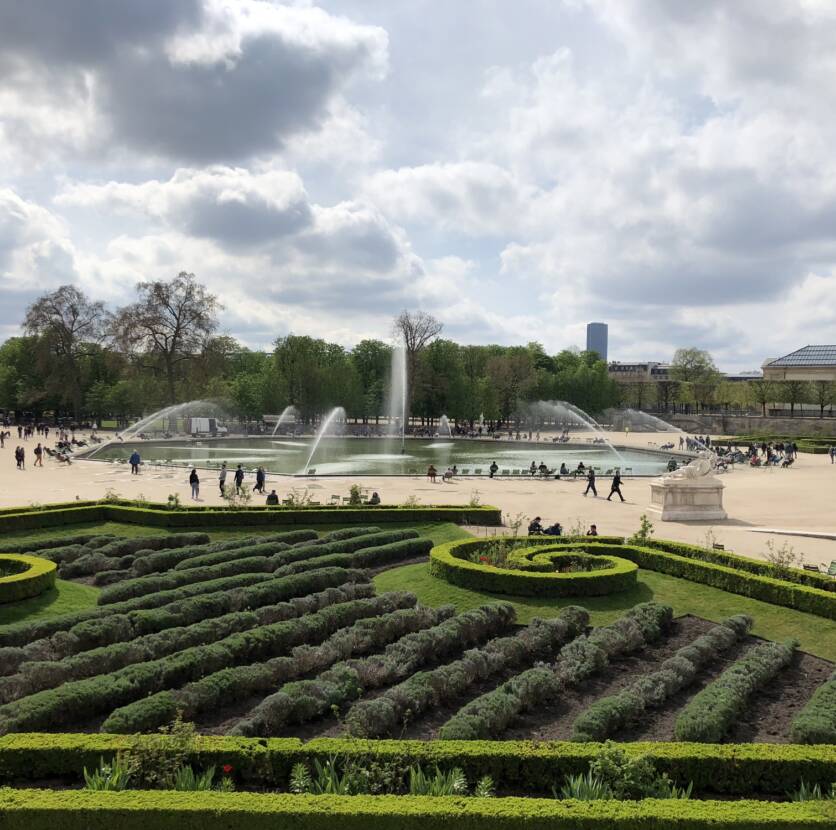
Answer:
766;345;836;367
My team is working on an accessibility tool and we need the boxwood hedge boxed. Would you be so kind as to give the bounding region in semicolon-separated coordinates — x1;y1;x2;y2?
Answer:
0;556;57;604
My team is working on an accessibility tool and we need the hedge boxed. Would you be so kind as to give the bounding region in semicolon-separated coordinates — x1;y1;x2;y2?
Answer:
0;593;416;734
1;734;836;796
0;556;57;604
0;501;501;533
791;671;836;744
0;789;833;830
429;538;637;597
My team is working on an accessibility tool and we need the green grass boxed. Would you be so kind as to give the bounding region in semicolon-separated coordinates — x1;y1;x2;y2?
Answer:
0;579;99;626
374;564;836;662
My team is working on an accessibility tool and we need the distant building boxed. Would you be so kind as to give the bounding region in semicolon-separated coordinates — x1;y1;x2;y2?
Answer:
607;361;670;382
586;322;608;361
762;346;836;383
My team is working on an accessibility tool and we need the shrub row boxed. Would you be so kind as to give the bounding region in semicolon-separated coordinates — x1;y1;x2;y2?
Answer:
101;603;450;733
58;552;136;580
645;538;836;593
344;607;589;738
0;568;369;675
430;538;638;597
2;788;835;830
674;640;797;742
99;531;421;605
98;534;211;559
791;671;836;744
571;615;753;742
437;602;673;740
233;603;517;737
0;581;376;704
0;534;105;554
0;556;57;604
0;592;416;734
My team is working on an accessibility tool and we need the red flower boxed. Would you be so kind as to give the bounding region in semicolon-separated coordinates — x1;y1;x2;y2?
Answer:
222;764;233;775
479;556;488;562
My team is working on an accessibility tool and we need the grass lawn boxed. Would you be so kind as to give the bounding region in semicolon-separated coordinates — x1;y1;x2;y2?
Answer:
374;563;836;662
0;579;99;626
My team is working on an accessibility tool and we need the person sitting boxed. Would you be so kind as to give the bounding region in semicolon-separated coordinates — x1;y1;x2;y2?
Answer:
265;490;279;505
489;461;499;478
586;524;599;537
538;461;549;477
528;516;544;535
544;522;563;536
442;467;454;482
369;491;381;505
529;461;537;476
451;464;458;475
559;462;569;477
576;461;586;473
427;465;437;482
667;458;678;472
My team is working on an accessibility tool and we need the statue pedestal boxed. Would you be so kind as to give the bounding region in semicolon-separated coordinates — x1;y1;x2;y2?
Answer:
648;475;727;522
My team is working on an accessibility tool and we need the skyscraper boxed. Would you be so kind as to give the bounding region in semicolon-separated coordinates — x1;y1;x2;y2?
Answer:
586;322;608;361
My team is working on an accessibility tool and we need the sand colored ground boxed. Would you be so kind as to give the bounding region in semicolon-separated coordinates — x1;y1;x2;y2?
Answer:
2;430;835;567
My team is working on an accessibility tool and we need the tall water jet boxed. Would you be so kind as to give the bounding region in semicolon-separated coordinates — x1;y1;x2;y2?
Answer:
439;414;452;437
302;407;346;473
386;344;407;453
271;405;299;437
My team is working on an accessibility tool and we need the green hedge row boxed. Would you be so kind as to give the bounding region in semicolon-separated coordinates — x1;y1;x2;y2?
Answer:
1;734;836;796
0;556;57;604
0;502;501;533
0;593;416;734
0;580;376;704
645;539;836;593
2;788;836;830
675;640;796;742
791;671;836;744
429;538;638;597
101;603;448;734
2;788;834;830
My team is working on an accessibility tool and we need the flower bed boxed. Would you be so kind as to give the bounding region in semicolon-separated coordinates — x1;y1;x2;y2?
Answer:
0;555;57;604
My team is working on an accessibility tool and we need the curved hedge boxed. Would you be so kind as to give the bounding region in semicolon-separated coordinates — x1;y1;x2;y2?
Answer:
791;671;836;744
0;556;56;604
429;538;637;597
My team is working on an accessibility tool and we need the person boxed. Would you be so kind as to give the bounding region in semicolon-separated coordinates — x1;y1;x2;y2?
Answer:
607;470;624;502
576;461;586;473
14;446;23;469
528;516;544;535
583;468;597;497
218;462;228;495
544;521;562;536
538;461;548;477
266;489;279;505
667;458;678;472
34;442;43;467
234;464;245;494
489;461;498;479
586;524;599;536
255;466;266;494
427;464;437;483
369;491;381;505
830;445;836;464
442;466;454;482
189;467;200;501
559;462;569;477
529;461;537;476
129;449;141;475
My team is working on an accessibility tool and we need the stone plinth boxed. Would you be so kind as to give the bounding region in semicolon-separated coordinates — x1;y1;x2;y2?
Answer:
648;475;727;522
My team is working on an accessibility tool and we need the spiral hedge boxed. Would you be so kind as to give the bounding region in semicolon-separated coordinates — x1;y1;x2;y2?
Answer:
429;538;638;597
0;556;57;604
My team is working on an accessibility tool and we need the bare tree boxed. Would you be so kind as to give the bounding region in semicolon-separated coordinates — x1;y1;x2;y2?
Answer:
24;285;108;417
111;272;220;404
393;310;443;408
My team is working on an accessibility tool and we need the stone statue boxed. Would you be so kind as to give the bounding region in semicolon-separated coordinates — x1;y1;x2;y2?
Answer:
664;450;715;480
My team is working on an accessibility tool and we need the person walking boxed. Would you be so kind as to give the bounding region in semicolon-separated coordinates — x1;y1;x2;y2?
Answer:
234;464;245;494
489;460;498;478
607;470;625;502
218;462;228;495
34;442;43;467
583;468;597;497
129;449;141;475
830;445;836;464
255;466;266;494
189;467;200;501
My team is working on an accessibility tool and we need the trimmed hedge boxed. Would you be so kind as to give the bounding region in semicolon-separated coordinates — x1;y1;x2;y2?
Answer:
0;501;501;533
0;556;57;604
0;789;834;830
791;671;836;744
0;735;834;797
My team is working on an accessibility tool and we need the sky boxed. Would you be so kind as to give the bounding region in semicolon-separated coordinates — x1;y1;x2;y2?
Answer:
1;0;835;370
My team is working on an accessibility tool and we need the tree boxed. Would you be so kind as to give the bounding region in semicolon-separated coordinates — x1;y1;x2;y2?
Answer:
780;380;810;417
655;380;680;413
669;348;720;411
812;380;836;418
747;378;775;417
110;272;220;405
24;285;108;417
393;310;443;411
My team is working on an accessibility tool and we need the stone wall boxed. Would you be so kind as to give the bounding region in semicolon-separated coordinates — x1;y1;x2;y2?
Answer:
664;413;836;437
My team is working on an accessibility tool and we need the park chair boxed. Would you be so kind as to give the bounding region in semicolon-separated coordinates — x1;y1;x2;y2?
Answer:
511;469;521;476
712;543;725;551
307;468;316;476
501;469;510;476
329;494;340;504
828;560;836;577
473;468;483;475
803;564;821;573
460;468;470;475
281;498;292;506
308;500;321;506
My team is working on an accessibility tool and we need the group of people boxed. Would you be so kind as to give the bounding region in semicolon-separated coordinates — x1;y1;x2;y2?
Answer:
582;468;625;502
427;464;459;482
527;517;599;537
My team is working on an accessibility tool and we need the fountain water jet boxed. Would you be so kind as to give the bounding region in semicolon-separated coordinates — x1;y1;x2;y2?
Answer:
439;414;452;438
302;407;346;473
271;405;299;437
386;345;407;453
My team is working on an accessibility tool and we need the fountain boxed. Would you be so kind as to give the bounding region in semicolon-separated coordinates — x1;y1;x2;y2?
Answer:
386;344;407;453
271;405;299;437
302;407;346;473
439;414;452;438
